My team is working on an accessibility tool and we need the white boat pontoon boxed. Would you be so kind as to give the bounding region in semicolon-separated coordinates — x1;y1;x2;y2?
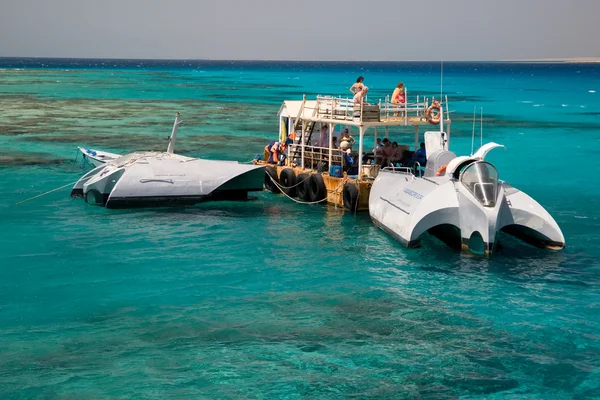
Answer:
369;132;565;255
71;113;265;208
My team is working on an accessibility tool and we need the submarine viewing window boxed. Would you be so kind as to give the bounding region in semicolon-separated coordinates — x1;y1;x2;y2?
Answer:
459;161;498;207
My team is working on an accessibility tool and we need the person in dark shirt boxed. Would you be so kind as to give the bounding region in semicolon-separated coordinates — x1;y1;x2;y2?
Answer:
405;142;427;171
414;142;426;164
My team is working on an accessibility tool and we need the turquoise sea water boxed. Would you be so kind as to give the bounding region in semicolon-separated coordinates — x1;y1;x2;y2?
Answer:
1;59;599;398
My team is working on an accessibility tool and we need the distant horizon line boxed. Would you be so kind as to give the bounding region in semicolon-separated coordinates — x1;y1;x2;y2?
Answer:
0;56;599;63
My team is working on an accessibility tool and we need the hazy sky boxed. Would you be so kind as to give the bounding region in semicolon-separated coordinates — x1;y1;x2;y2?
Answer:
1;0;599;60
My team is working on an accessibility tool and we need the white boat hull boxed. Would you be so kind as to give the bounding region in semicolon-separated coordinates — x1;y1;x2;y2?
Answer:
369;169;565;255
72;114;265;208
72;152;265;208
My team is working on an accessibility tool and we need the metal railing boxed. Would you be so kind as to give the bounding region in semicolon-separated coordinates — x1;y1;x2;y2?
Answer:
306;95;449;125
287;143;345;169
382;165;415;176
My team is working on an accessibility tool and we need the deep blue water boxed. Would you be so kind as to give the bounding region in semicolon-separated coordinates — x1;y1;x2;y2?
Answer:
1;58;599;398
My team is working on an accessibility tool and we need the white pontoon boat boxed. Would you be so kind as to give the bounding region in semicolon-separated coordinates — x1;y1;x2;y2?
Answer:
71;113;265;208
369;130;565;255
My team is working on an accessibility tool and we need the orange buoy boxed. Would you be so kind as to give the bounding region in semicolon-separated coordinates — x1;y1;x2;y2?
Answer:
425;103;441;125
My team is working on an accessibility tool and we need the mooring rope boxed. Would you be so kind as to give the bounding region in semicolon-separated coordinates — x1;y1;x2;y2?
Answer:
16;175;93;205
354;180;361;216
269;172;312;190
267;173;346;205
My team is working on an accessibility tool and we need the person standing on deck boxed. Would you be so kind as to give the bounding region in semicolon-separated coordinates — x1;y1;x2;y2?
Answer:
349;76;364;95
353;86;369;105
391;82;406;117
339;128;355;151
316;124;329;149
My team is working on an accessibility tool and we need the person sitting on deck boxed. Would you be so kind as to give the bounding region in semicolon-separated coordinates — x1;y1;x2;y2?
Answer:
404;142;427;171
339;128;356;151
374;138;382;152
380;138;395;166
371;138;383;164
388;141;403;166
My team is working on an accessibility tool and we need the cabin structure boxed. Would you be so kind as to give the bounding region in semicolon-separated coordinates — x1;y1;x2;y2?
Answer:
257;94;451;211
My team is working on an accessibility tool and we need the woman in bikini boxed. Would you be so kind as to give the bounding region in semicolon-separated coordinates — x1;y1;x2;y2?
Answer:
391;82;406;117
349;76;364;95
353;86;369;105
339;128;356;151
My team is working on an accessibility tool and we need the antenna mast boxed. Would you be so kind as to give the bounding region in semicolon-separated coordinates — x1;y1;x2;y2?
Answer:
167;112;182;155
471;106;476;155
440;60;443;101
480;107;483;149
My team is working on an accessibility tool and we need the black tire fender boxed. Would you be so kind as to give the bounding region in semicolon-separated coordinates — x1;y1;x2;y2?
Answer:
279;168;297;197
343;183;359;212
264;166;280;194
296;173;310;201
308;174;327;203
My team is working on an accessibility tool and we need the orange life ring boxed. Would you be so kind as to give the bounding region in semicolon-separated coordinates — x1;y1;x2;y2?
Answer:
436;165;447;176
425;103;441;125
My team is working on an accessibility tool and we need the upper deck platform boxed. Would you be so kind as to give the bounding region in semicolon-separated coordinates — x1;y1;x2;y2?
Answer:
278;95;451;129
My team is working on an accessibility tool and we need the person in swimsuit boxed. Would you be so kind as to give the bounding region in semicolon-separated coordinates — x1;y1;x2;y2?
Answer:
339;128;356;151
391;82;406;117
349;76;364;95
353;85;369;105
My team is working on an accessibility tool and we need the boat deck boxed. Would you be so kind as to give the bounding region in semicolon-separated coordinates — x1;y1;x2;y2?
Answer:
260;93;452;212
